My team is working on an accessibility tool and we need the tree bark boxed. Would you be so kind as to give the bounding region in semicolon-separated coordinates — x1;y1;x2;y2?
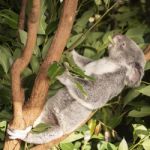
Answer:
4;0;40;149
18;0;28;30
4;0;78;150
145;45;150;61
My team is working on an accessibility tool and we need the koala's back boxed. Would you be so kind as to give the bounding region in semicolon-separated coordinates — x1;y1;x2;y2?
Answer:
74;67;127;108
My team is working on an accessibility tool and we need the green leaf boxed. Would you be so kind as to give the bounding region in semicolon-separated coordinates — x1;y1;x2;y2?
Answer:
67;33;85;48
36;35;45;46
0;45;12;73
74;81;88;98
123;89;140;106
22;67;33;77
0;111;12;121
133;124;148;139
137;85;150;97
38;0;47;34
88;119;96;135
13;48;21;59
95;0;102;5
126;26;147;43
32;123;51;133
30;56;40;73
42;37;53;58
86;32;103;44
142;139;150;150
0;9;18;29
103;0;110;7
145;61;150;71
74;8;95;33
118;138;128;150
46;21;58;35
60;143;74;150
61;132;84;143
128;106;150;117
19;29;27;45
97;141;117;150
48;62;64;83
84;48;96;58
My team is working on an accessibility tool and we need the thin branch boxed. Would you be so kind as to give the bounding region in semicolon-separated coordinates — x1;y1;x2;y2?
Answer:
3;0;40;149
18;0;28;30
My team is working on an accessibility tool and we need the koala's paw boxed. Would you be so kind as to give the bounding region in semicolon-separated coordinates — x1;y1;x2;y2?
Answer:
7;126;32;140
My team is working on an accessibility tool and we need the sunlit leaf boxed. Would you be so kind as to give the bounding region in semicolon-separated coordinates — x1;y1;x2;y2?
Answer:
137;85;150;97
118;138;128;150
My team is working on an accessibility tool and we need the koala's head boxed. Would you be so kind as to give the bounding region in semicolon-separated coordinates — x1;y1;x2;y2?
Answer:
108;34;146;87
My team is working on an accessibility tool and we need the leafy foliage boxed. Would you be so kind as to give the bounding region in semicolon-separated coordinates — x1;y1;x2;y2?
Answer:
0;0;150;150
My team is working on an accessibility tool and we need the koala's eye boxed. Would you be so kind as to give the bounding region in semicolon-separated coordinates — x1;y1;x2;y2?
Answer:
122;42;126;47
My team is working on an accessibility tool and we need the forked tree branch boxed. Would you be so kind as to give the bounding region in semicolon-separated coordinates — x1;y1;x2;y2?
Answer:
23;0;78;126
4;0;78;150
4;0;40;149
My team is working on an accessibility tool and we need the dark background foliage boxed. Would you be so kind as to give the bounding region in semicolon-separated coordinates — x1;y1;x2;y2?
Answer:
0;0;150;149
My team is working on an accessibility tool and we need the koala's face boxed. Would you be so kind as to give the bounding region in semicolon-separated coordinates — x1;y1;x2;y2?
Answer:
108;34;145;68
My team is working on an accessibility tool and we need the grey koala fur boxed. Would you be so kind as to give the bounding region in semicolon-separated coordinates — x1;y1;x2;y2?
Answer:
7;35;145;144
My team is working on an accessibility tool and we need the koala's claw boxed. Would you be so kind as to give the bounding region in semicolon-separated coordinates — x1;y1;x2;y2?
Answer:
7;126;32;140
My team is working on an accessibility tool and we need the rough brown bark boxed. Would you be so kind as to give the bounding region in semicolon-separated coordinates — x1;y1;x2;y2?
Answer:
4;0;40;149
18;0;28;29
145;45;150;61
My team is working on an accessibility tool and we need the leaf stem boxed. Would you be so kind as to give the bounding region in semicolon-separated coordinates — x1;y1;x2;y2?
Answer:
129;134;150;150
68;2;119;50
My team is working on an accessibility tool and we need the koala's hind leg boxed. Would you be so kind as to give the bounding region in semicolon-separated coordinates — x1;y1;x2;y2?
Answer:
23;125;63;144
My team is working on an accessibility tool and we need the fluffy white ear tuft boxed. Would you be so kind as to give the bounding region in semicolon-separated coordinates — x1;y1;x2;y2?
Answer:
125;62;143;87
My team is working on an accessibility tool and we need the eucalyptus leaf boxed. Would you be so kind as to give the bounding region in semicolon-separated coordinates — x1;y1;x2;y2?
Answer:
128;106;150;117
61;132;84;143
0;45;12;73
48;62;64;84
142;139;150;150
19;29;27;45
60;143;74;150
74;7;95;33
32;123;51;133
133;124;148;139
0;9;18;29
38;0;47;34
137;85;150;97
30;56;40;73
123;89;140;106
145;61;150;71
118;138;128;150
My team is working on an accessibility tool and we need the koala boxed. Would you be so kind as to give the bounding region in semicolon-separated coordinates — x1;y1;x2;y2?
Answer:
7;35;145;144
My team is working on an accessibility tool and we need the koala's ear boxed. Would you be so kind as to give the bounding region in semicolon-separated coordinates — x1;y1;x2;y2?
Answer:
71;50;92;69
125;62;144;87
